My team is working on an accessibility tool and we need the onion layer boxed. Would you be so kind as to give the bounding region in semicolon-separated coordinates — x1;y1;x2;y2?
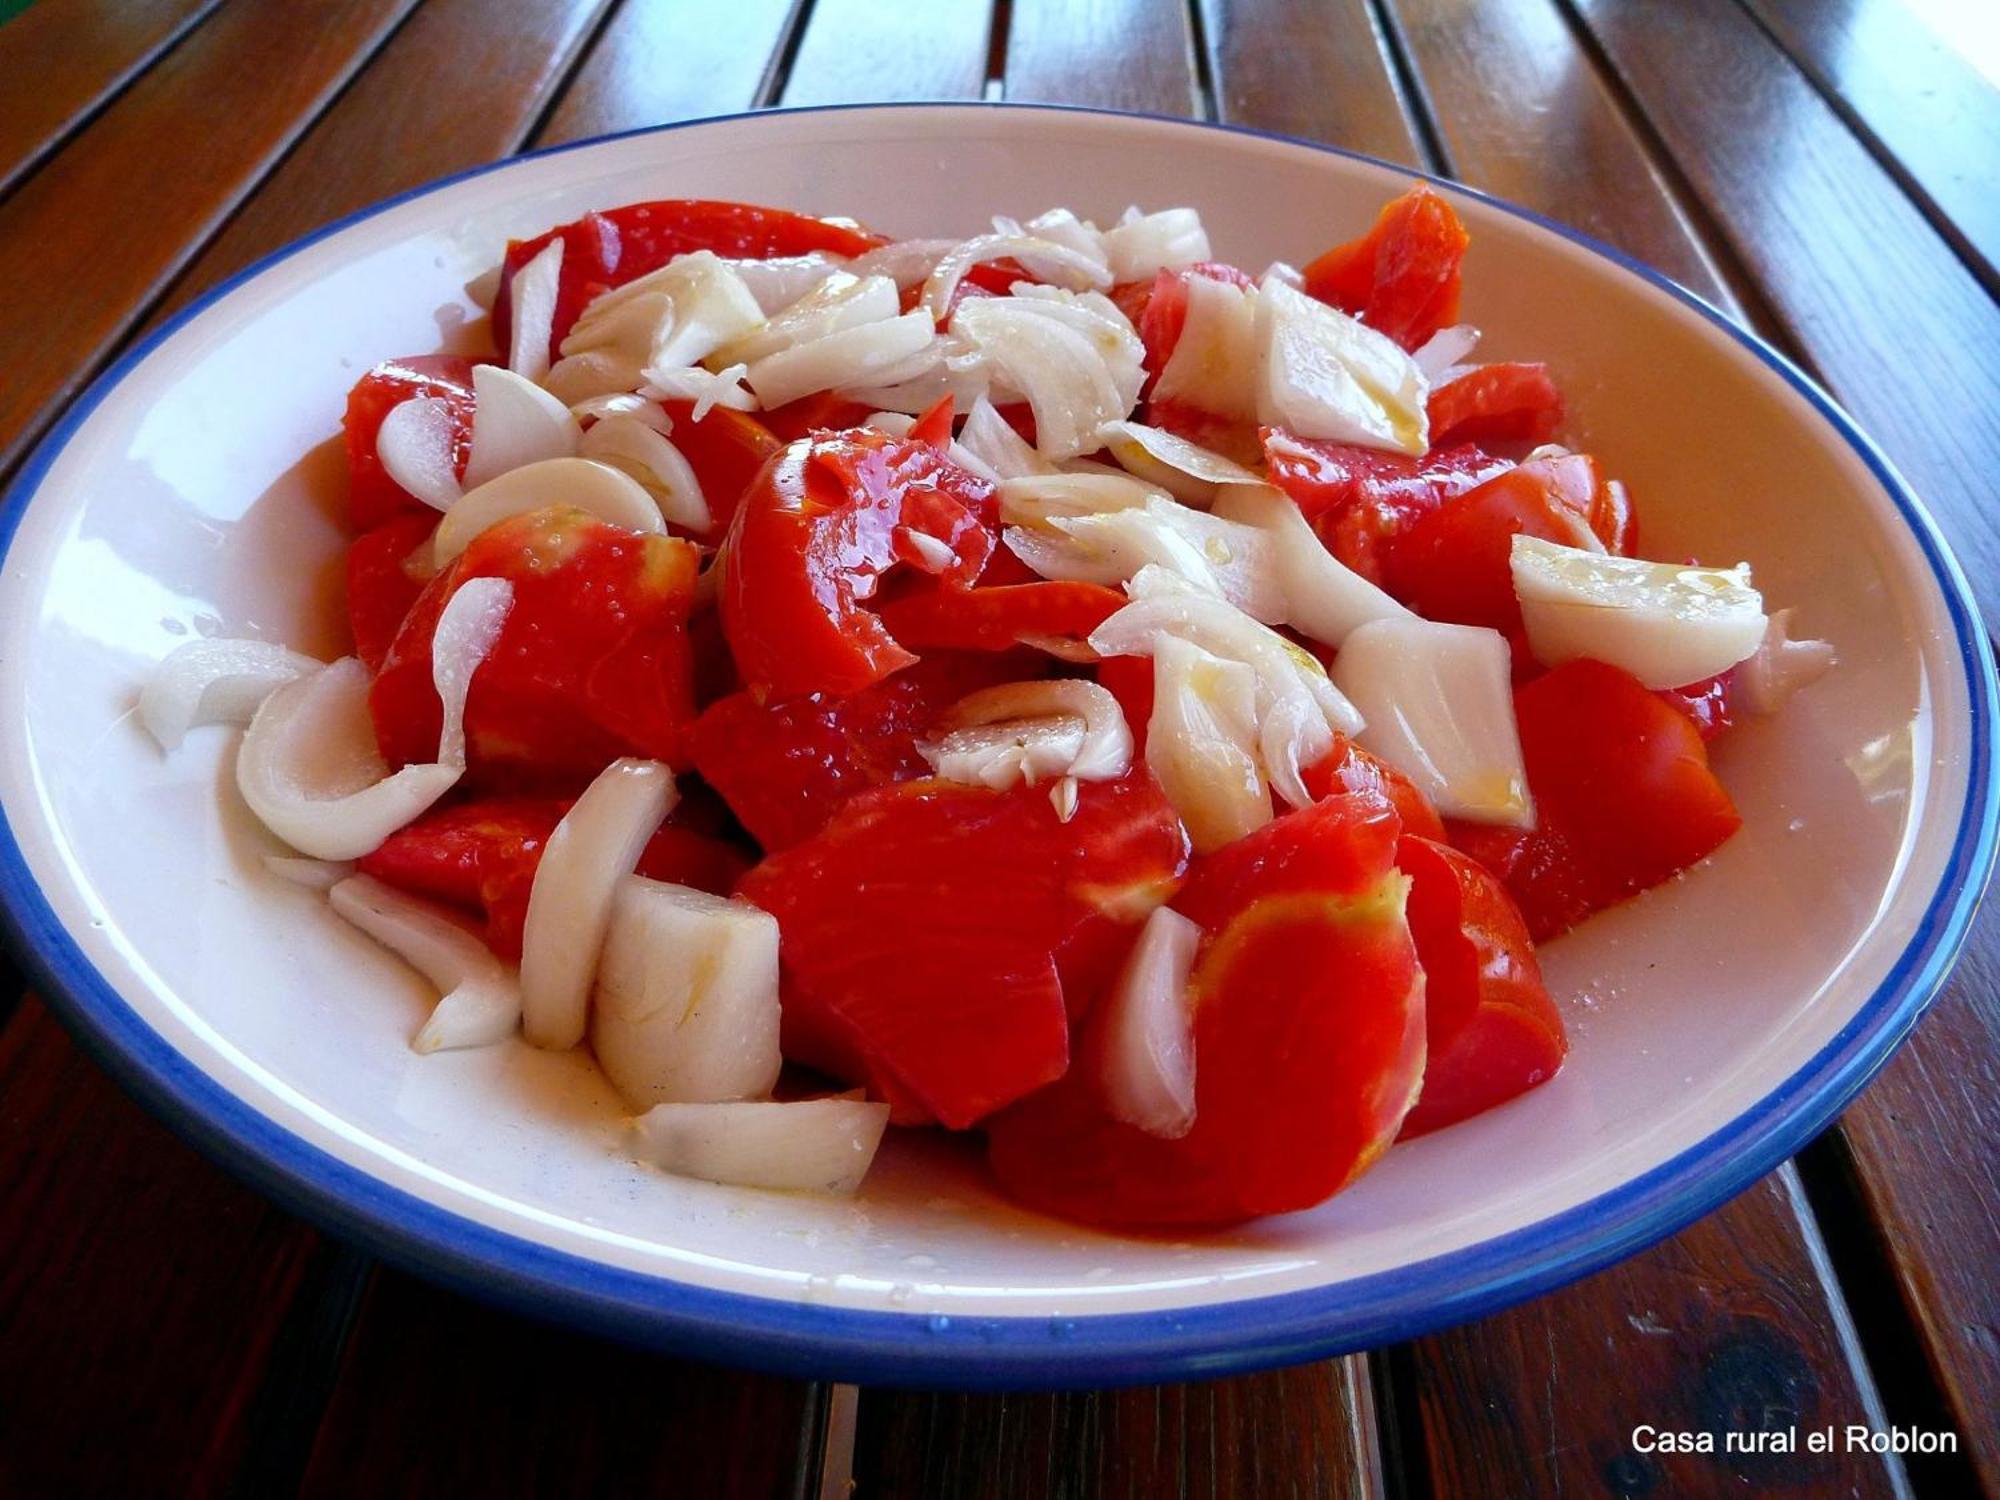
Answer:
1253;275;1429;454
329;875;522;1053
580;414;712;532
1735;607;1836;714
921;678;1134;788
630;1098;891;1195
376;395;466;511
433;457;665;566
1212;482;1411;645
140;637;321;751
506;237;565;382
1146;636;1271;853
1097;903;1203;1136
462;364;580;490
430;576;514;768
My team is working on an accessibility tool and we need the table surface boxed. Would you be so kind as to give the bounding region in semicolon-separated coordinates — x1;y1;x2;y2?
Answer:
1;0;1995;1495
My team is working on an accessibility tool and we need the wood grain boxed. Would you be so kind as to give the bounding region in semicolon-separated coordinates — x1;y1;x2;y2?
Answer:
1744;0;2000;296
1004;0;1201;116
853;1356;1384;1499
779;0;996;106
295;1268;820;1499
0;998;324;1496
536;0;805;146
1198;0;1426;168
0;0;417;479
0;0;219;196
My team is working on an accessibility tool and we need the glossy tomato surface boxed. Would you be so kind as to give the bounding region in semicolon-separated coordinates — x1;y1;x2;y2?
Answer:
1302;185;1469;350
342;355;476;530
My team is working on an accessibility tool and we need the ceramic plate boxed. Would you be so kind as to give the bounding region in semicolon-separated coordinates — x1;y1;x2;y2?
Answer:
2;105;1992;1387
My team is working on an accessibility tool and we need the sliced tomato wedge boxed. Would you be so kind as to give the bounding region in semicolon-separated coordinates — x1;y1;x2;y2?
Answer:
342;355;476;530
689;649;1038;851
1396;835;1566;1137
371;507;701;788
874;580;1125;659
737;775;1188;1129
655;399;782;539
1302;185;1470;350
1659;671;1736;741
721;429;997;702
1303;737;1446;842
985;791;1425;1228
1264;429;1509;584
494;199;886;359
1448;659;1742;940
347;511;439;671
1427;362;1565;448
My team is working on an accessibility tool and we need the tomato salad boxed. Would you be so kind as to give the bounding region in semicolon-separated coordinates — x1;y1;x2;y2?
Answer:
139;189;1834;1227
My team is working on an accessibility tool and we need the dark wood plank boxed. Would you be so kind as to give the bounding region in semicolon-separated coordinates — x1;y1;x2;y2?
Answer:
855;1357;1384;1499
779;0;995;106
1004;0;1201;116
0;0;220;196
148;0;617;325
1568;0;2000;629
1412;1170;1906;1498
1199;0;1426;168
536;0;804;146
1744;0;2000;296
0;0;418;478
295;1268;820;1500
0;998;326;1496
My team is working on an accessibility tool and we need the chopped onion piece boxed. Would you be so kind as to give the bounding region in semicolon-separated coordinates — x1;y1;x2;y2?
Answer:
542;350;643;405
639;361;757;418
950;292;1142;458
923;678;1133;787
847;238;960;288
921;232;1112;322
431;576;513;768
329;875;522;1053
1332;618;1533;827
922;714;1086;790
1100;207;1210;283
998;470;1162;527
1212;482;1412;644
1004;284;1147;408
1146;636;1271;853
864;410;917;436
1253;275;1429;454
375;395;464;511
1411;324;1481;383
1735;607;1836;714
263;855;352;891
140;637;321;751
581;413;711;532
520;758;677;1051
563;251;765;375
433;457;665;566
1151;275;1260;421
506;238;564;382
463;364;580;489
743;311;935;408
630;1098;891;1195
237;660;460;860
1005;208;1107;262
592;877;782;1109
957;396;1058;481
1097;419;1261;506
712;271;900;368
1098;904;1202;1136
724;252;850;312
1050;776;1080;821
1006;499;1284;623
1511;535;1767;689
569;393;673;432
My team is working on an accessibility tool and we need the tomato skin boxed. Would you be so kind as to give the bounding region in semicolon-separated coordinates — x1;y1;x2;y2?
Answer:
343;356;476;530
721;431;997;702
736;775;1189;1129
347;511;439;671
1395;836;1566;1137
1303;738;1446;842
689;649;1037;851
1427;362;1564;448
1383;452;1624;634
655;399;782;539
1659;671;1735;741
757;392;876;443
1302;185;1470;350
494;199;885;359
873;580;1125;657
370;507;701;788
1096;655;1155;755
1264;430;1509;584
1448;659;1742;940
985;793;1425;1229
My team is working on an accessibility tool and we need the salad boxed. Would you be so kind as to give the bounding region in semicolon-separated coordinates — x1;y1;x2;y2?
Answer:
139;186;1834;1229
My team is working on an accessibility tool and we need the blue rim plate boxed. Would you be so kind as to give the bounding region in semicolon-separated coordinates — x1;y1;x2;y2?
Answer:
2;104;1993;1389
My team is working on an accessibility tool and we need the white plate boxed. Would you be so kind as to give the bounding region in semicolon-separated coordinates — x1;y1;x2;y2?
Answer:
2;105;1992;1387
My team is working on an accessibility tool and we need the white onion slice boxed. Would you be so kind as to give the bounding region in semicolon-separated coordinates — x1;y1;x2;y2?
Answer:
236;660;460;860
581;414;712;532
375;396;464;511
519;758;677;1051
1006;499;1284;623
1735;607;1836;715
923;716;1085;789
1002;208;1107;262
570;393;674;433
463;364;580;489
1101;207;1210;283
1212;482;1412;645
1410;324;1481;383
431;576;513;768
951;294;1141;459
1097;420;1261;506
1332;618;1533;827
542;351;644;405
433;457;665;566
997;470;1161;526
1146;635;1271;853
140;637;321;751
743;311;935;409
650;252;769;367
630;1098;891;1195
956;397;1059;481
638;361;757;418
921;232;1112;322
1097;904;1202;1137
1511;535;1767;689
864;411;916;436
507;238;564;383
329;875;522;1053
263;855;352;891
1254;275;1429;454
724;252;850;312
713;272;900;368
922;678;1133;788
847;238;960;288
592;877;782;1109
1152;275;1261;421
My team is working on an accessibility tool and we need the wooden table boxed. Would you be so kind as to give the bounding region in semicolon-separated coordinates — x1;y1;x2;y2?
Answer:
1;1;1994;1495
